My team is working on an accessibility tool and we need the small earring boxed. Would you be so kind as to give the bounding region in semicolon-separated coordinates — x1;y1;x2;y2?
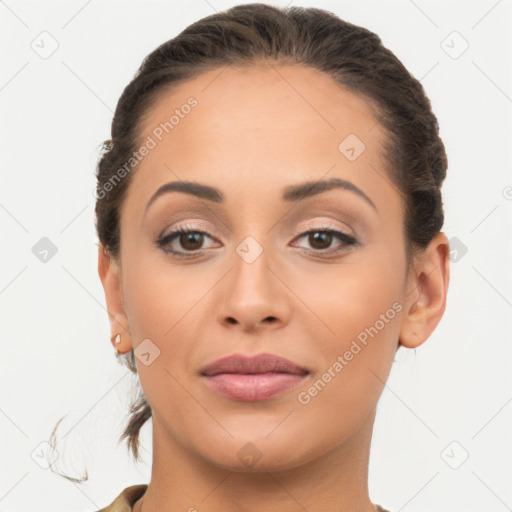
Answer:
113;333;121;354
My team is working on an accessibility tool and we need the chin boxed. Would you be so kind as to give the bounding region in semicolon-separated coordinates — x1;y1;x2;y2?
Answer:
197;434;315;473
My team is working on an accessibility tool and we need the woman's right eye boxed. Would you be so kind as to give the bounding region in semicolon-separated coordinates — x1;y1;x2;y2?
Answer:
156;226;219;257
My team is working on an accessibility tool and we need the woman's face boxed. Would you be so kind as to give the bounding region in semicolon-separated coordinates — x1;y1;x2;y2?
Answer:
107;63;424;471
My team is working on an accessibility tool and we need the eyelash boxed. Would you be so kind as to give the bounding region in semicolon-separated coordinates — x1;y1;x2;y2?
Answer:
156;224;359;259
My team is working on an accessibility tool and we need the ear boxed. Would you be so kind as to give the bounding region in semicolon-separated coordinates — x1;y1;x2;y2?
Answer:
399;232;450;349
97;243;133;354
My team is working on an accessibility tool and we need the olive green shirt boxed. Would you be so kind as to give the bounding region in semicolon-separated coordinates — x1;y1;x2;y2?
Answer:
96;485;147;512
96;484;391;511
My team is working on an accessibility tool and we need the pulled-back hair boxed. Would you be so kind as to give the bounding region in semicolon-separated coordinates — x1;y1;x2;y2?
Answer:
91;3;447;466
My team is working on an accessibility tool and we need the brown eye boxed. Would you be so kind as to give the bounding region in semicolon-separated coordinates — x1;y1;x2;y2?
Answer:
157;226;218;257
308;231;333;250
293;229;358;256
179;231;204;251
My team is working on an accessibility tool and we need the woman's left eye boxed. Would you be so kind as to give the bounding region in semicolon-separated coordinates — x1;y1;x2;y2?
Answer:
292;229;358;255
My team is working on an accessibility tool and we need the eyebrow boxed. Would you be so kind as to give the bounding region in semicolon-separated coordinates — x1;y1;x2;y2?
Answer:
144;177;377;213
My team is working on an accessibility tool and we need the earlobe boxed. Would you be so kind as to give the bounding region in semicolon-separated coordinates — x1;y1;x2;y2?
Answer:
399;232;450;349
97;243;132;353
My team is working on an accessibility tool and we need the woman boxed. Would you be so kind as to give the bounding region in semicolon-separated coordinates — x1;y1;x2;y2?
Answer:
93;3;450;511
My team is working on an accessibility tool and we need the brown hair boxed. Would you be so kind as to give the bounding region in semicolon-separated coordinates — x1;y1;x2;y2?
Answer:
90;2;447;469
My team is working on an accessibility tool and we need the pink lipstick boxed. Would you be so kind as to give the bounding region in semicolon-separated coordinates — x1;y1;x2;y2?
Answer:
200;353;309;401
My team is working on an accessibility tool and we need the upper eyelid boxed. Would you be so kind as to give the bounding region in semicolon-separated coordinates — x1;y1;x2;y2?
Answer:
162;221;353;237
160;223;356;247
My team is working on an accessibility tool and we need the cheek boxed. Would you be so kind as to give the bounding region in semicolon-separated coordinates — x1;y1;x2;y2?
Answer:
122;245;212;341
121;251;216;396
295;246;403;348
292;277;402;448
293;248;403;403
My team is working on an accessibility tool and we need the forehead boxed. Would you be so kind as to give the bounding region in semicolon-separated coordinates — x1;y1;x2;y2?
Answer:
122;63;396;219
140;62;382;147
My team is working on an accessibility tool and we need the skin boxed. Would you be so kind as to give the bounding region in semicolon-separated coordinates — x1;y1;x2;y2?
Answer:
98;62;450;512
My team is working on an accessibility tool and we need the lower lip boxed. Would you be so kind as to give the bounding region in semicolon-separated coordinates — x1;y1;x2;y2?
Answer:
203;373;308;401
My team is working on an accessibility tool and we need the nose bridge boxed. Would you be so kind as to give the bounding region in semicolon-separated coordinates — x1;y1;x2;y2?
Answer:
215;231;291;330
231;233;275;303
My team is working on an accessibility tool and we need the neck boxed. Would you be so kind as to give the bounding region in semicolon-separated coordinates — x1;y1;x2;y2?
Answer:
137;408;378;512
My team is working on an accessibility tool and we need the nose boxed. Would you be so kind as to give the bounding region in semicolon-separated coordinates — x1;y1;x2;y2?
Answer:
215;242;292;333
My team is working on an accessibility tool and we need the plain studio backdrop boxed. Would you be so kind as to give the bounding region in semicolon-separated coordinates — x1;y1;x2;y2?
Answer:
1;1;511;511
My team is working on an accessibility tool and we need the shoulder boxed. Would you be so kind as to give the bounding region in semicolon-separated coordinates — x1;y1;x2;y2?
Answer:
93;484;148;512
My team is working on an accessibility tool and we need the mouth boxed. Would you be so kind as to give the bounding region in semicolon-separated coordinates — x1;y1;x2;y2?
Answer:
200;353;310;402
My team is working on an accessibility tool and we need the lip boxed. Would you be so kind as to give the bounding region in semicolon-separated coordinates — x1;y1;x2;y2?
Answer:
200;353;310;402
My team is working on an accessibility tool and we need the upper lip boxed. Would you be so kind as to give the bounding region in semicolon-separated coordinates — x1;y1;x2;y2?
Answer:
201;353;309;376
